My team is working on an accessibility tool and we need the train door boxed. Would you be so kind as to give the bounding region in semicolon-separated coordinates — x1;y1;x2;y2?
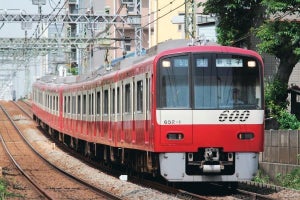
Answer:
102;84;110;141
110;83;118;145
156;54;193;146
91;88;96;138
76;91;82;135
67;93;72;132
82;90;88;136
87;88;95;139
122;77;134;144
95;86;102;138
134;74;146;146
145;73;151;144
71;93;76;135
115;81;123;144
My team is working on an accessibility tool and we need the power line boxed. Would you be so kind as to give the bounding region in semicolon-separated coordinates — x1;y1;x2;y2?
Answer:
141;0;179;18
142;1;186;29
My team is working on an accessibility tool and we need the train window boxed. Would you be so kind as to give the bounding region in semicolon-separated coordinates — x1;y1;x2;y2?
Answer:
158;55;190;108
104;89;109;115
56;96;59;113
111;88;115;114
96;91;101;115
50;95;52;110
83;94;87;115
77;95;81;114
91;92;94;115
124;83;131;113
54;95;56;112
137;80;143;112
47;94;49;109
72;96;76;114
50;95;53;111
146;75;150;112
193;54;262;109
45;94;47;108
174;57;188;67
88;93;91;115
68;96;71;114
117;87;120;114
196;58;208;67
64;96;67;113
216;58;243;67
54;95;57;112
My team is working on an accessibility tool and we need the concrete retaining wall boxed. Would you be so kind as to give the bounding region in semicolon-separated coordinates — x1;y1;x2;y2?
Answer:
259;130;300;181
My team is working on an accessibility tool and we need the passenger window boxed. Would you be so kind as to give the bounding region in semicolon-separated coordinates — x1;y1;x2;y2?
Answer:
72;96;76;114
64;96;67;113
77;95;81;114
83;94;87;115
68;96;71;114
112;88;115;114
117;87;120;114
91;93;94;115
124;83;131;113
96;91;101;115
137;80;143;112
88;93;92;115
104;89;109;115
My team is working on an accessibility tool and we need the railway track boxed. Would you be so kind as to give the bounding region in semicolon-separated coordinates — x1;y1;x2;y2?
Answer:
11;100;300;200
0;100;122;200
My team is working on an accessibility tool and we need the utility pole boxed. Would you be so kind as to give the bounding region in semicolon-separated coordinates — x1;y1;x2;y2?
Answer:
185;0;196;39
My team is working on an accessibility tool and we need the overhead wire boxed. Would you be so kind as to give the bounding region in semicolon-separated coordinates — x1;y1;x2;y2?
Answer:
109;0;186;49
140;0;179;18
29;0;65;40
142;0;186;29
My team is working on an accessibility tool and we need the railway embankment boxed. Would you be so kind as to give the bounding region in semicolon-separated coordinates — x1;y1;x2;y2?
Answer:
259;130;300;182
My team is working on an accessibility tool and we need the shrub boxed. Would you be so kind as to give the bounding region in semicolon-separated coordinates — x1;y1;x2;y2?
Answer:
265;77;300;130
276;168;300;190
253;170;270;184
277;109;300;130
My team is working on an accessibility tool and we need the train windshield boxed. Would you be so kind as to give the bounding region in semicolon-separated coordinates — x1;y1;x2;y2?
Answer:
157;53;263;110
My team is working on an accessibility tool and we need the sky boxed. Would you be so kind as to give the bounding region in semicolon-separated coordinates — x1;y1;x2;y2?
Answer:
0;0;63;37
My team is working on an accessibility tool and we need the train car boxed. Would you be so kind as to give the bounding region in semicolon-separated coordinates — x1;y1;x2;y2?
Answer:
32;39;264;184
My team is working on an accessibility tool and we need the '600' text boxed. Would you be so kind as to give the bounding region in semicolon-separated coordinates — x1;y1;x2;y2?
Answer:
218;110;250;122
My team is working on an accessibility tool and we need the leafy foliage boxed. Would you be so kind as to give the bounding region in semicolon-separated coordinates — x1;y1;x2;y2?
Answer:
68;67;78;75
277;110;300;130
255;0;300;88
199;0;262;47
253;170;270;184
200;1;300;114
256;20;300;58
265;77;300;129
0;179;14;199
265;77;288;118
276;168;300;190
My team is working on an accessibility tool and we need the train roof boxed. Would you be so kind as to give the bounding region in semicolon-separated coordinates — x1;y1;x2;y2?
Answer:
33;39;262;88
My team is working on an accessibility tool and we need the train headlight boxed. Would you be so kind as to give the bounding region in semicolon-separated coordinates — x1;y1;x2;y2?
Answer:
167;132;184;140
162;60;171;68
238;132;254;140
247;61;256;68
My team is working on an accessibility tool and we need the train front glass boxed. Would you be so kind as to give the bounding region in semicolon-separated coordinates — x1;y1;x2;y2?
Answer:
157;53;262;110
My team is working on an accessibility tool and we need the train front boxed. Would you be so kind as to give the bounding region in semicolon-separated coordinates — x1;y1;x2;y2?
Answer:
153;46;264;182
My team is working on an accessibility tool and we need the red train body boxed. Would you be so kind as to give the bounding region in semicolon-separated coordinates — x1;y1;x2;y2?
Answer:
32;40;264;183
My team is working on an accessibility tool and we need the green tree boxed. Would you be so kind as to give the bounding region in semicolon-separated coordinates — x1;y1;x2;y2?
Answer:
200;0;300;108
256;0;300;104
199;0;263;47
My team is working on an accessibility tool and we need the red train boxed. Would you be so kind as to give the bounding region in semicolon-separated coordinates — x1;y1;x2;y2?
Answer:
32;39;264;184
